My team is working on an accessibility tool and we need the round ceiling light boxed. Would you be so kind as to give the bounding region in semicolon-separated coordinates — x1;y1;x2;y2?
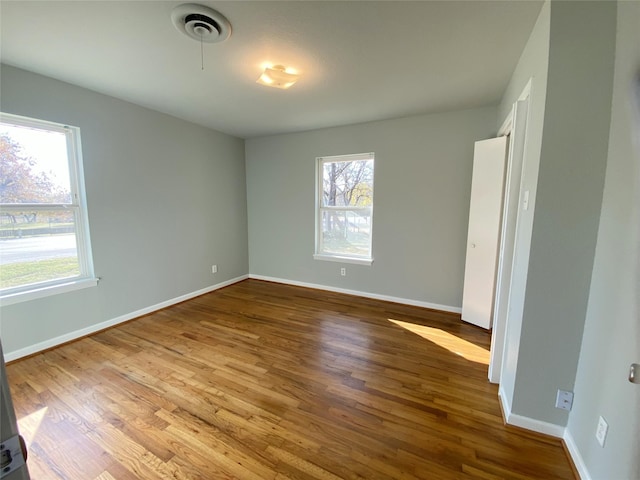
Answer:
171;4;231;43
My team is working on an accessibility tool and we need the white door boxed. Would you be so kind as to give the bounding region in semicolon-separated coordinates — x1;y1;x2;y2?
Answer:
461;137;508;329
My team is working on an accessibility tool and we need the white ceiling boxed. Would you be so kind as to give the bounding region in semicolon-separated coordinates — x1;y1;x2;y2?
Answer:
0;1;543;139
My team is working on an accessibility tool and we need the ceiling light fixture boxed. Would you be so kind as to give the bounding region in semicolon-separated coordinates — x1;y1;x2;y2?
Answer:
257;65;300;90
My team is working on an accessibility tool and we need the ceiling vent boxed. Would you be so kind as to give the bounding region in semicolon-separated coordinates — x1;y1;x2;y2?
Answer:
171;4;231;44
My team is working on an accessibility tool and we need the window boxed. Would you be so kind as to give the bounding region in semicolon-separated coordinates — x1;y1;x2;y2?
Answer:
0;113;96;305
314;152;374;265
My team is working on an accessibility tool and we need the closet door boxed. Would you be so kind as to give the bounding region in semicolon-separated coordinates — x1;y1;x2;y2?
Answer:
461;137;508;329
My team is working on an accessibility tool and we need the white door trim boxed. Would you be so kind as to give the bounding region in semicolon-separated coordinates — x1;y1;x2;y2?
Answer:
488;79;532;384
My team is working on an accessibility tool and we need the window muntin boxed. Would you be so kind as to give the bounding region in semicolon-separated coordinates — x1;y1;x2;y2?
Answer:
315;153;374;263
0;113;95;303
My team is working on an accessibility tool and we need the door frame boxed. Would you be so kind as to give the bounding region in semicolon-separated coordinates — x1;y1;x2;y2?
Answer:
488;79;532;384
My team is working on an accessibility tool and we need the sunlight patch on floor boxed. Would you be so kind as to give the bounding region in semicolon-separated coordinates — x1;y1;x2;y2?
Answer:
17;406;47;449
388;319;490;365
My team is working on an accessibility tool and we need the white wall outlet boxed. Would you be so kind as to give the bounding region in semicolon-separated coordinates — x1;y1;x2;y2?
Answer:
555;389;573;411
340;267;346;276
596;416;608;447
212;265;218;274
0;434;26;477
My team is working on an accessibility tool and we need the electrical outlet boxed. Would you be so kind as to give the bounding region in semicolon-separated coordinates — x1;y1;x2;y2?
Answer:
212;265;218;274
596;416;608;447
0;434;26;478
555;389;573;411
340;267;346;276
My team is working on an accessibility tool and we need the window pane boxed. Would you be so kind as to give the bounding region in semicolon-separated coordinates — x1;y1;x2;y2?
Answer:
0;209;80;290
320;209;372;257
0;123;72;204
322;159;373;207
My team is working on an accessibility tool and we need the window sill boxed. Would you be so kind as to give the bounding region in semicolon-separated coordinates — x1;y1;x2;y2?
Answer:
0;277;99;307
313;254;373;266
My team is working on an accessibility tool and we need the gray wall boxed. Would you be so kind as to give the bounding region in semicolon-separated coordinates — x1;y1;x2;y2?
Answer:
511;0;616;426
245;107;496;310
568;1;640;478
0;65;248;357
496;1;550;410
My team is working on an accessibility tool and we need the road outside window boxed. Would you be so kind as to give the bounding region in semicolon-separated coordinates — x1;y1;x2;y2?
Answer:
0;113;95;304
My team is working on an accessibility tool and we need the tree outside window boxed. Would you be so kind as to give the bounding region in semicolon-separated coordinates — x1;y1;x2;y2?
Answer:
315;153;374;263
0;113;95;303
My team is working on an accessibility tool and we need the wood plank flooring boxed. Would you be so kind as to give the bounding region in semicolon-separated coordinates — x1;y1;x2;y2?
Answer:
5;279;575;479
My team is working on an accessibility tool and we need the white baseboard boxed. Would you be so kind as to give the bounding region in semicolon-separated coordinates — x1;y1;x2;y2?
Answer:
248;274;462;314
499;389;590;478
3;275;248;363
498;386;513;422
498;387;566;438
563;429;592;480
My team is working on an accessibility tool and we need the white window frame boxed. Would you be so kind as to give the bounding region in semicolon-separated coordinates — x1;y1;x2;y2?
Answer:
0;113;97;306
314;152;374;266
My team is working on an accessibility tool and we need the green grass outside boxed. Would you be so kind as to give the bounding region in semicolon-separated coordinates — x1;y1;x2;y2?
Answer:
0;257;80;289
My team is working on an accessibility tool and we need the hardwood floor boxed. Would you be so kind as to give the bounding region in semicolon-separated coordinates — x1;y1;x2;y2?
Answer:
5;279;575;479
